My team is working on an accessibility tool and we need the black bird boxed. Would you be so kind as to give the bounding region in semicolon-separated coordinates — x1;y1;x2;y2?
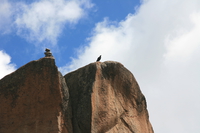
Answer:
96;55;101;62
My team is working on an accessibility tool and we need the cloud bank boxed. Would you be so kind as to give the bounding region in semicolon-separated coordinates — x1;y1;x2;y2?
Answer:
0;0;93;45
15;0;92;45
60;0;200;132
0;50;16;79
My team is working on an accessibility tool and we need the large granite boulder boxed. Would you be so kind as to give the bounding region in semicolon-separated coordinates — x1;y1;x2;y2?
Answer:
65;61;153;133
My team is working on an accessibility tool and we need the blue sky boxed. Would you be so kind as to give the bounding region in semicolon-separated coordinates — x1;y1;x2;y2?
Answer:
0;0;140;69
1;0;200;132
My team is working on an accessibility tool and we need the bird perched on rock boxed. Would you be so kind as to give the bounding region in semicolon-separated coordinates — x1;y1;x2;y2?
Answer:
96;55;101;62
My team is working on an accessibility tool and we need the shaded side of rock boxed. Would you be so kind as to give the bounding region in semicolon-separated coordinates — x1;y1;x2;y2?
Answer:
64;63;97;133
0;58;72;133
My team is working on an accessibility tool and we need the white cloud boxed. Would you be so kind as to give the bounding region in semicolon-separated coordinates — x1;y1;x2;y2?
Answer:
164;12;200;63
60;0;200;132
0;0;92;45
0;50;16;79
14;0;92;45
0;0;12;34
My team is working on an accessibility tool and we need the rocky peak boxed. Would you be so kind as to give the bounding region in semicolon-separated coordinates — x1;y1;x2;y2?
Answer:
0;57;71;133
65;61;153;133
0;58;153;133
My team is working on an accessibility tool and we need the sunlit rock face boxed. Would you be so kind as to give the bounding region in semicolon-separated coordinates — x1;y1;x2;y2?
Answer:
65;61;154;133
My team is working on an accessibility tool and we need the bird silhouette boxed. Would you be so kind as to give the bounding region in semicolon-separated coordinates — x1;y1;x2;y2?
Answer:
96;55;101;62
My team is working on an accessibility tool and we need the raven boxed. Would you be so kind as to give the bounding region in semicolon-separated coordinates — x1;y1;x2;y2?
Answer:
96;55;101;62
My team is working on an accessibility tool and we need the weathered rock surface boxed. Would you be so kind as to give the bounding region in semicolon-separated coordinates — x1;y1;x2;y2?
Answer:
65;61;153;133
0;58;153;133
0;57;72;133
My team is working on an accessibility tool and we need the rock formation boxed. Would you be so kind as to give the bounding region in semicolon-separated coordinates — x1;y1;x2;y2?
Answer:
65;61;153;133
0;57;72;133
0;58;153;133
